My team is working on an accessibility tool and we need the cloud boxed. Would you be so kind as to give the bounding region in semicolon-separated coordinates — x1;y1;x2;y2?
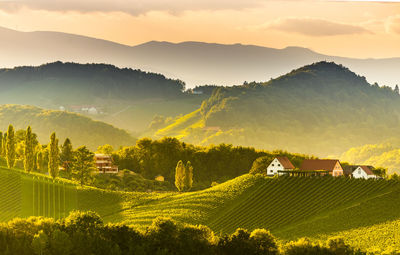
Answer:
386;15;400;34
0;0;267;15
266;17;372;36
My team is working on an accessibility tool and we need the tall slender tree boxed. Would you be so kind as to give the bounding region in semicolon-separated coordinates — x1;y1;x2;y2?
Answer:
6;125;16;168
184;161;194;191
175;160;185;192
24;126;35;173
2;133;7;157
395;85;400;94
48;133;59;179
60;138;73;174
0;132;3;156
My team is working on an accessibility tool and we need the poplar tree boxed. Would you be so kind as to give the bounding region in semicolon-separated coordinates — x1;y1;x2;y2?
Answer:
0;131;3;156
184;161;194;191
60;138;73;174
2;133;6;157
48;133;59;179
175;160;185;192
6;125;16;168
24;126;35;173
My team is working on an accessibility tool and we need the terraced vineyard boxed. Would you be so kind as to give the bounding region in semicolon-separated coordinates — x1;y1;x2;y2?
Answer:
1;166;400;251
0;167;123;222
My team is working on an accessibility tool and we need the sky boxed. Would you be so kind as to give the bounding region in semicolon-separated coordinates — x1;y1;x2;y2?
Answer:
0;0;399;58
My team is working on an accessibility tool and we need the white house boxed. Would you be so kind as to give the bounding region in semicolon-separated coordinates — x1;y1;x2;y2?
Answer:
352;166;377;179
266;156;295;176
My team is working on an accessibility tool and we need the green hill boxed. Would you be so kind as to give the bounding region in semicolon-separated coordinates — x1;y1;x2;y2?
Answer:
0;104;136;149
0;62;206;132
155;62;400;156
2;166;400;251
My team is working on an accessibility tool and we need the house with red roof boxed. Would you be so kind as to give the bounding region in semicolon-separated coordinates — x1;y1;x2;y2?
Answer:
352;166;377;179
266;156;295;176
300;159;344;177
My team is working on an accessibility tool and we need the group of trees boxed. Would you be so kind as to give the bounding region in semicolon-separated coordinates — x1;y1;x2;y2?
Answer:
1;124;96;185
109;137;309;189
0;211;364;255
175;160;193;192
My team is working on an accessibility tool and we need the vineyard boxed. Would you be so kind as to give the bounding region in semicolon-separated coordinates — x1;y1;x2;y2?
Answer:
1;167;400;253
0;167;123;222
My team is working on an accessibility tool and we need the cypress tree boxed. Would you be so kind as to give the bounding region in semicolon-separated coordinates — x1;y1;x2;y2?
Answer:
0;131;3;156
48;133;59;179
24;126;35;173
2;133;6;157
60;138;73;174
175;160;185;192
6;125;16;168
184;161;194;191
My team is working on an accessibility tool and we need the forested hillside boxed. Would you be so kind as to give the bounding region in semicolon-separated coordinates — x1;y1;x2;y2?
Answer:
0;62;206;132
0;105;135;149
155;62;400;156
341;142;400;174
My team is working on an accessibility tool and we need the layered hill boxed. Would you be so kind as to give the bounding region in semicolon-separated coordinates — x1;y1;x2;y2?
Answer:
155;62;400;156
0;105;136;149
0;62;206;132
1;167;400;253
0;26;399;87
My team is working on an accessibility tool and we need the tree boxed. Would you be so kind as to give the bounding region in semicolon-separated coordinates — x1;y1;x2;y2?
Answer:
48;133;59;179
97;144;114;155
31;230;48;255
60;138;74;174
6;124;16;168
184;161;194;191
249;156;273;175
49;229;72;255
72;146;96;186
24;126;35;173
175;160;186;192
395;85;399;94
0;131;3;156
1;133;6;157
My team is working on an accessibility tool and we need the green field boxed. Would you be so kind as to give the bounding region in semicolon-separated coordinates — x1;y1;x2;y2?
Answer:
1;167;400;253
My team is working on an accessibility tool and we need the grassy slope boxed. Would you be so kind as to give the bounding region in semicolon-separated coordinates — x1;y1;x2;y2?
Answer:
1;168;400;252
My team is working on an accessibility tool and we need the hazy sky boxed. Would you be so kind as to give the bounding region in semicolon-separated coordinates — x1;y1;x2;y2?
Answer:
0;0;399;58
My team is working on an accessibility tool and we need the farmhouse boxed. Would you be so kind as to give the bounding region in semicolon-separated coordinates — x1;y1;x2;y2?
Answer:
300;159;344;177
352;166;377;179
94;154;119;174
267;156;295;176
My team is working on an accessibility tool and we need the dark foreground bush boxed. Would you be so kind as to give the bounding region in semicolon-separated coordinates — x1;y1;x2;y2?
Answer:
0;211;364;255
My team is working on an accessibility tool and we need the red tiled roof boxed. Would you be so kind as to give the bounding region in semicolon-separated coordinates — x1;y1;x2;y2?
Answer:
276;156;295;169
300;159;341;172
359;165;375;175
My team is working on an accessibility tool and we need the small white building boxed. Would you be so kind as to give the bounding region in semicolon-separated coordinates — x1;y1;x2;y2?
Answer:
352;166;376;179
266;156;295;176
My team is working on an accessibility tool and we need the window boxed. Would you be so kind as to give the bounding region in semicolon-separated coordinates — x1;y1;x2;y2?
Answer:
271;164;274;166
358;170;361;174
270;170;273;173
278;164;281;167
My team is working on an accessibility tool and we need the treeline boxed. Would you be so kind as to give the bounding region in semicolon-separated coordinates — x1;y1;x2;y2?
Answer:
0;211;365;255
1;124;96;186
110;137;310;188
0;62;186;101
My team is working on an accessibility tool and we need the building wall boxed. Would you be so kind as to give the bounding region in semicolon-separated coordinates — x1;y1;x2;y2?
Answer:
352;167;376;179
332;161;344;177
266;158;285;176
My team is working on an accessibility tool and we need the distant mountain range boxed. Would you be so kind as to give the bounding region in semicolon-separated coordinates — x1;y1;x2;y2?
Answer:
0;26;399;87
154;62;400;156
